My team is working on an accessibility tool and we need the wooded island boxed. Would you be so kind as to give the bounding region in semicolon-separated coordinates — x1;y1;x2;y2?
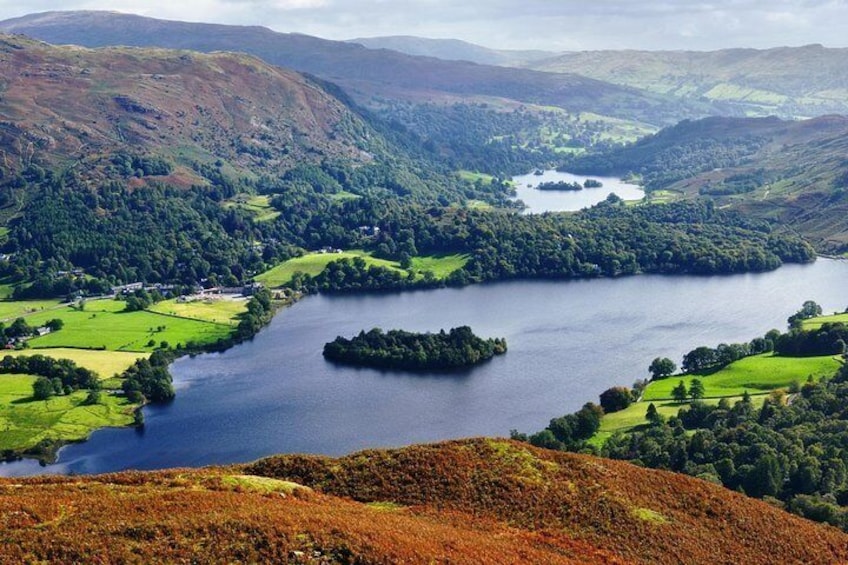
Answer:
323;326;507;370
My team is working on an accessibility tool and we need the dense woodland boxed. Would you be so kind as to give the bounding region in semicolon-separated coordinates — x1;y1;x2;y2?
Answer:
520;311;848;530
323;326;507;370
0;155;815;299
566;117;776;189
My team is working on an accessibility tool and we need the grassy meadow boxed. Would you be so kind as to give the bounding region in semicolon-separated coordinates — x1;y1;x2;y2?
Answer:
255;250;468;288
802;312;848;330
0;295;247;455
3;348;147;379
642;353;841;401
22;298;234;352
0;374;136;452
593;353;842;446
148;297;249;326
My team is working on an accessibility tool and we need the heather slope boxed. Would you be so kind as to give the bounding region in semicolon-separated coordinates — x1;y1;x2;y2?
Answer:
2;439;846;564
0;34;375;182
245;439;848;565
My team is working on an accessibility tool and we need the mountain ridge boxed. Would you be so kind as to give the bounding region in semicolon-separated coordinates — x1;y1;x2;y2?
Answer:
0;10;707;126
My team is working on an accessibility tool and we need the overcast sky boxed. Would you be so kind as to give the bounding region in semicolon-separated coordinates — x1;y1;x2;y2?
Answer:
1;0;846;51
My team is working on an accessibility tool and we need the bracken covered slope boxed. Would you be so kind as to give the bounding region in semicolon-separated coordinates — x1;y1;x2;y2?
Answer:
0;34;375;182
1;439;845;563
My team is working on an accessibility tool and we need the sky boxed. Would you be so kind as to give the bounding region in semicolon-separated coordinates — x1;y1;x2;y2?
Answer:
1;0;846;51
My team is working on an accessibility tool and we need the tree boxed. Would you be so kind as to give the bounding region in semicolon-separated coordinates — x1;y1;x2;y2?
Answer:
672;381;688;404
646;402;663;425
599;386;632;413
649;357;677;380
689;378;705;400
32;377;54;400
788;300;823;328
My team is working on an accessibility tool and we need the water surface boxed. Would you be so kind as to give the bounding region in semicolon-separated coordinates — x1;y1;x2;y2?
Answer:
512;170;645;213
2;259;845;476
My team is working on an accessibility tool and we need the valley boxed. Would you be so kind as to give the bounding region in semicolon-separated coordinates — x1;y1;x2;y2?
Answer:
0;7;847;561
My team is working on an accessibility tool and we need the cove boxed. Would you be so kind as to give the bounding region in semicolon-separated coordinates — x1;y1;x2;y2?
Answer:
1;259;846;477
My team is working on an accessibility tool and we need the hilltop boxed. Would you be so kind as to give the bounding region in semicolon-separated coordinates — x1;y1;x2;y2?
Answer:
348;35;556;67
2;439;846;563
0;11;693;126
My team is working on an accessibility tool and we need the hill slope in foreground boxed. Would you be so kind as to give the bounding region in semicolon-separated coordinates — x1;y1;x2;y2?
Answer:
3;439;846;563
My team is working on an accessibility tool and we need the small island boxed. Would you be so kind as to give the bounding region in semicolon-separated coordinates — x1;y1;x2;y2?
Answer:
323;326;507;371
536;178;604;191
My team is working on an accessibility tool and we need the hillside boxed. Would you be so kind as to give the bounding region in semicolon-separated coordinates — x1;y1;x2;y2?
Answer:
0;11;705;126
2;439;846;563
348;35;556;66
0;34;376;183
569;115;848;252
527;45;848;118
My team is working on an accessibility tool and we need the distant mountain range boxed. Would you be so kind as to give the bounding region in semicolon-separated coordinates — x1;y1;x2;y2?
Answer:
348;35;556;66
315;33;848;119
528;45;848;118
0;11;706;127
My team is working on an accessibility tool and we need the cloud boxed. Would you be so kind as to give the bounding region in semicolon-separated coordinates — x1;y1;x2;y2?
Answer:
0;0;846;50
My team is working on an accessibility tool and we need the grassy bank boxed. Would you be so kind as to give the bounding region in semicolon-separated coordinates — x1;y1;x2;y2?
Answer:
0;295;250;458
0;374;136;453
592;352;842;446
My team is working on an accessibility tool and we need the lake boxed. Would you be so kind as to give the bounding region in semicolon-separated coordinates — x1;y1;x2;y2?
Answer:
2;258;846;476
512;170;645;213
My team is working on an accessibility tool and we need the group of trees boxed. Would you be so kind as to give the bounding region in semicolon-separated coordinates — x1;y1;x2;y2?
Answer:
671;378;705;403
323;326;507;371
567;118;771;191
234;288;275;343
603;362;848;531
0;317;63;341
0;132;817;300
517;303;848;530
0;355;99;400
120;350;175;404
123;289;165;312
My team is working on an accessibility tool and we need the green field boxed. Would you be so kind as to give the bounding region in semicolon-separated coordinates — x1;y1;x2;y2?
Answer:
0;374;136;452
802;312;848;331
0;298;64;321
148;297;249;326
457;170;496;184
647;189;683;204
0;295;247;456
590;353;842;447
21;299;234;352
225;194;280;222
3;348;146;379
254;250;403;288
256;250;469;288
591;395;767;447
642;354;841;401
464;199;494;211
409;254;469;279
